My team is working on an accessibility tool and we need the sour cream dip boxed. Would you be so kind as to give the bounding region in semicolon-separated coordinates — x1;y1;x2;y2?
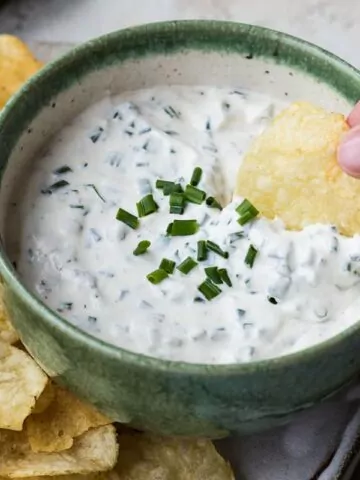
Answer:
7;86;360;364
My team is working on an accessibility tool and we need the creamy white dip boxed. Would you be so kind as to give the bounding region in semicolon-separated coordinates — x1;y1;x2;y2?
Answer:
7;86;360;364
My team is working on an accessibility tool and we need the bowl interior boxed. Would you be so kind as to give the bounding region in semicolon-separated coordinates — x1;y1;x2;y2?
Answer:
0;21;358;368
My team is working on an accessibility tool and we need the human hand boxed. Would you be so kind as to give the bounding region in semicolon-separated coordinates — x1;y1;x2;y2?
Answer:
337;101;360;177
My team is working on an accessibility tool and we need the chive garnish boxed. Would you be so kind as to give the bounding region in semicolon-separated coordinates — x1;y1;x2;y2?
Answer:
236;198;259;225
164;182;183;196
133;240;151;256
219;268;232;287
156;179;174;190
245;244;258;268
169;219;199;236
136;194;159;217
53;165;73;175
184;184;206;204
197;240;208;261
207;240;229;259
159;258;176;274
177;257;198;274
198;278;222;301
147;268;169;284
206;196;222;210
190;167;203;186
205;266;223;284
41;179;69;194
169;192;186;214
86;184;106;202
116;208;139;229
166;223;173;235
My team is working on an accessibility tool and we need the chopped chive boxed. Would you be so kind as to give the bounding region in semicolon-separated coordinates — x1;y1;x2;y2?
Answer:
53;165;73;175
164;105;180;118
86;184;106;202
206;196;222;210
169;192;186;214
156;179;174;190
207;240;229;259
205;266;223;284
236;198;259;225
190;167;203;186
147;268;168;285
177;257;198;275
133;240;151;256
89;127;104;143
166;223;173;235
169;219;199;236
41;179;69;194
197;240;208;261
69;204;85;209
116;208;139;229
229;232;244;243
159;258;176;274
136;194;159;217
164;182;183;196
219;268;232;287
268;296;278;305
184;184;206;204
198;278;222;301
245;244;258;268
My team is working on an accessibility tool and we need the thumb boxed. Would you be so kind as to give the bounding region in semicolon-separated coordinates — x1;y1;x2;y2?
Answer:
337;125;360;178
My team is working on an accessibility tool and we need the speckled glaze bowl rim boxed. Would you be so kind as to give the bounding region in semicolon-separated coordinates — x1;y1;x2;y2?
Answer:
1;20;360;375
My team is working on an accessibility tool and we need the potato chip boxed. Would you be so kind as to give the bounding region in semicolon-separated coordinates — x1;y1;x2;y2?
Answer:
0;35;42;109
31;383;55;415
234;101;360;236
0;340;47;431
0;424;118;478
112;432;234;480
0;283;19;344
26;384;111;453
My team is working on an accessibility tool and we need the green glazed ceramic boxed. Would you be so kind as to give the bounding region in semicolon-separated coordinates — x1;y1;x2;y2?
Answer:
0;21;360;437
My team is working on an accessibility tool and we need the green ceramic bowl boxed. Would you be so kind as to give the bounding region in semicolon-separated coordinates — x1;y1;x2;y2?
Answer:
0;20;360;438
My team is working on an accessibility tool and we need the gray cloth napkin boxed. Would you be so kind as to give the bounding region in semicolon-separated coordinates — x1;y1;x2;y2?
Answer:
216;383;360;480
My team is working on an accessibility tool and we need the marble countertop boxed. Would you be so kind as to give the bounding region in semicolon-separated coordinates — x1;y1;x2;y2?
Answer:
0;0;360;70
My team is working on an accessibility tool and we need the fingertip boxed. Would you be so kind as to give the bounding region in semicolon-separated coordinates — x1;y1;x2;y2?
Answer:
338;127;360;178
347;100;360;128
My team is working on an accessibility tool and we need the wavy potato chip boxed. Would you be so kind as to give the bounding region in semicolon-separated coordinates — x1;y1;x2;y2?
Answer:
0;424;118;478
0;284;19;344
234;101;360;236
0;35;42;109
26;384;111;453
112;432;234;480
0;340;47;431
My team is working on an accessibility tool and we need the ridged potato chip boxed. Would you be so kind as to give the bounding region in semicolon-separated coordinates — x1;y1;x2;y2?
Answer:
112;432;234;480
0;340;47;431
0;35;42;109
26;384;111;453
235;101;360;236
0;424;118;478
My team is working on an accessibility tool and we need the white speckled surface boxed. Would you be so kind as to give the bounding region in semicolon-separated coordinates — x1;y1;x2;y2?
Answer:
1;1;360;479
1;0;360;70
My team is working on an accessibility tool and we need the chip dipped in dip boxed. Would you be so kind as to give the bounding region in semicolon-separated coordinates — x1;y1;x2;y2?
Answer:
7;86;360;364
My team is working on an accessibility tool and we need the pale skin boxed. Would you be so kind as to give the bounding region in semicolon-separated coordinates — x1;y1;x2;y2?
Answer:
337;101;360;177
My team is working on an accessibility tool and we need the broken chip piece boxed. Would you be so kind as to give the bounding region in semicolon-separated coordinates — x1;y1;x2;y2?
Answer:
235;101;360;236
26;384;111;453
0;340;47;431
113;431;235;480
0;34;42;109
0;424;118;478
